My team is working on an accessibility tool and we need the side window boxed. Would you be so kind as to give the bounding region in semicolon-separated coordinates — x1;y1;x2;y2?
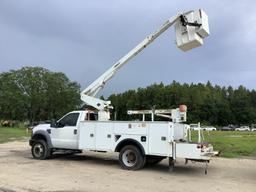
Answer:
58;113;79;127
84;113;98;121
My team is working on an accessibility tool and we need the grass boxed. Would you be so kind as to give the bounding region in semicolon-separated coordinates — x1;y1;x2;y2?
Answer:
0;126;30;143
192;131;256;158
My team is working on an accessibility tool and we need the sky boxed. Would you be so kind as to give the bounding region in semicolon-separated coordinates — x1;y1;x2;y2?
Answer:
0;0;256;96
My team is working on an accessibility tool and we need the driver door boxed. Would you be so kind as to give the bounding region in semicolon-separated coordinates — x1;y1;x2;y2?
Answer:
50;112;80;149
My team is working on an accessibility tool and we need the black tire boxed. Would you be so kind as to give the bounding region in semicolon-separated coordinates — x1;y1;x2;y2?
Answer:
119;145;145;170
146;156;165;165
31;140;51;160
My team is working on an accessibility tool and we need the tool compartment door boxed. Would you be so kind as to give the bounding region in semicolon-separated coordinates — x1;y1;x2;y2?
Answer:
78;122;95;149
95;122;113;151
148;123;170;156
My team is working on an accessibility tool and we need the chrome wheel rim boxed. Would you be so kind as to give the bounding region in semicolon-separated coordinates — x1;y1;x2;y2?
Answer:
122;149;137;167
33;143;44;158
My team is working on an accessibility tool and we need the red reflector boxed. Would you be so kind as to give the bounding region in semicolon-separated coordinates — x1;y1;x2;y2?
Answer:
179;105;187;112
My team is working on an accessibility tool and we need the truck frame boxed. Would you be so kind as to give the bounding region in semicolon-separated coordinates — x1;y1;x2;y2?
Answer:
30;9;216;172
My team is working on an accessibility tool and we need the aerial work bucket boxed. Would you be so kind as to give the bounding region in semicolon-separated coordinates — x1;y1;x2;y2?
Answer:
175;9;210;51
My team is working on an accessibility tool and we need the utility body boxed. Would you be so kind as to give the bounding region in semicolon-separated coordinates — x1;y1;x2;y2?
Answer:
30;9;216;171
30;108;215;170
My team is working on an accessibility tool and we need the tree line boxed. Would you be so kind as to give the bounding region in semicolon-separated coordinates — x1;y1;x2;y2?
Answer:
1;67;255;126
108;81;256;126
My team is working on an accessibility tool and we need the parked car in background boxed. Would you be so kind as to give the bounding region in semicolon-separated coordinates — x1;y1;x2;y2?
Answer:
202;126;217;131
189;124;201;131
251;128;256;132
235;126;250;131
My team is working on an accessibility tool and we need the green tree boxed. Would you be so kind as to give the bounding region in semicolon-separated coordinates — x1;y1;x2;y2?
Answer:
108;81;256;126
0;67;81;123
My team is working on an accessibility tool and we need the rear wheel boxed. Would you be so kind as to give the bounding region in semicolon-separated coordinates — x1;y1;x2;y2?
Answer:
119;145;145;170
31;140;51;160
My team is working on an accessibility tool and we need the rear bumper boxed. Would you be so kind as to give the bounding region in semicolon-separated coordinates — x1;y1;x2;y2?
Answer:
200;145;219;158
200;151;219;160
175;142;218;160
203;151;219;156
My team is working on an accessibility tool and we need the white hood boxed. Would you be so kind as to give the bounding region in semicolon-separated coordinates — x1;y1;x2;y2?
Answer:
32;124;51;133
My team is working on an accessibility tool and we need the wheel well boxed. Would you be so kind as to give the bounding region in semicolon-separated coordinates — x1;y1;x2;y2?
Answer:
32;134;47;142
115;139;145;155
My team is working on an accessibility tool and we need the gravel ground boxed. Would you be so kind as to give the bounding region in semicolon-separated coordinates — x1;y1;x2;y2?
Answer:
0;140;255;192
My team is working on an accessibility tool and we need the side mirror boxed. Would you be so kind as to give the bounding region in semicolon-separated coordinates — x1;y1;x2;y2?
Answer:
50;119;57;128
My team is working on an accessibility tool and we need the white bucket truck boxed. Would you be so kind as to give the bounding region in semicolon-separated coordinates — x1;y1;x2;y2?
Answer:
30;9;216;172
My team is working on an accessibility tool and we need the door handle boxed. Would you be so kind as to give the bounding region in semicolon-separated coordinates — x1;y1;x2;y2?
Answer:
74;129;77;135
90;133;94;137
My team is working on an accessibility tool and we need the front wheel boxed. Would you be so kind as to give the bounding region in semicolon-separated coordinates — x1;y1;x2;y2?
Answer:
119;145;145;170
31;140;51;160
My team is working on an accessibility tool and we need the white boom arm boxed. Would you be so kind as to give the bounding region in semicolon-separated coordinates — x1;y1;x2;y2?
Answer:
81;9;209;121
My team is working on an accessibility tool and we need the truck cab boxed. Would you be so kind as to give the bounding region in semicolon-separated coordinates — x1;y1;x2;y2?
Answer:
30;110;96;158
